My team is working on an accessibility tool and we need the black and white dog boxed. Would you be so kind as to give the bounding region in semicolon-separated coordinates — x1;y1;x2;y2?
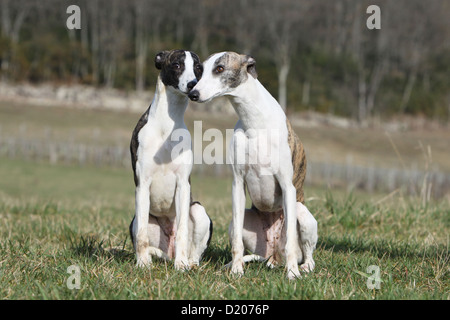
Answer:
129;50;212;270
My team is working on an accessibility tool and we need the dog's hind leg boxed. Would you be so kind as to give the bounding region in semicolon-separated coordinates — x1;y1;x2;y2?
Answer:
133;180;153;268
130;213;172;261
187;202;213;267
297;202;318;272
229;207;283;270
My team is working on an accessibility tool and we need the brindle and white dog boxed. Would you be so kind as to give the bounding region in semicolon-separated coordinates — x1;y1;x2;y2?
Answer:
129;50;212;270
189;52;317;279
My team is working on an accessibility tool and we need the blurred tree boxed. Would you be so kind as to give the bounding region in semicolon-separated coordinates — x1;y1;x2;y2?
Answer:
0;0;31;81
263;0;312;111
0;0;449;120
350;1;388;122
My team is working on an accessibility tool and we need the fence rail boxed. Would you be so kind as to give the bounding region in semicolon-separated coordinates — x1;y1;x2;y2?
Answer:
1;135;449;199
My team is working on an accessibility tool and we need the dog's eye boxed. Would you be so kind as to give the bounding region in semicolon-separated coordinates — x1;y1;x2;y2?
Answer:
195;64;202;71
172;63;181;69
215;66;224;74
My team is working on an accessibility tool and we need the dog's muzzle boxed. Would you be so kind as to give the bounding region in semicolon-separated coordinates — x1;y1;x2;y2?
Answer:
188;90;200;101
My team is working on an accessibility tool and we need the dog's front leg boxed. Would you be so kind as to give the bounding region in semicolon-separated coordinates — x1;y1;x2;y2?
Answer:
230;176;246;276
174;179;190;271
134;179;152;268
279;178;301;280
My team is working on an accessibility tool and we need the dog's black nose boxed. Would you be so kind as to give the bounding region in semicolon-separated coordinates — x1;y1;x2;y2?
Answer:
187;80;197;92
188;90;199;101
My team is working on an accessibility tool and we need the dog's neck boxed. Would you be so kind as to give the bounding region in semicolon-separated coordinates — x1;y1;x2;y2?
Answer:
149;76;188;134
227;77;284;131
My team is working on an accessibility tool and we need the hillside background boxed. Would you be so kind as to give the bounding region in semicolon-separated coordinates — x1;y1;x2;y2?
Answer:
1;0;450;199
1;0;450;121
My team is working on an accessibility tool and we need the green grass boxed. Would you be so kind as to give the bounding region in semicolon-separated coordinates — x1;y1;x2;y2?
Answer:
0;157;448;300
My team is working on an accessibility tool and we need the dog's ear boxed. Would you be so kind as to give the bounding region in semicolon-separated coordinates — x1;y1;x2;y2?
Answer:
243;55;257;79
155;51;169;70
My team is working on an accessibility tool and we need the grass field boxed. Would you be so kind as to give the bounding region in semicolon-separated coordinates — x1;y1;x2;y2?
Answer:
0;157;448;300
0;101;449;300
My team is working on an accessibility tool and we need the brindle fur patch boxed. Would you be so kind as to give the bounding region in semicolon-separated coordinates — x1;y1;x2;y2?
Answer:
213;52;248;88
130;106;150;186
248;119;307;212
286;119;307;203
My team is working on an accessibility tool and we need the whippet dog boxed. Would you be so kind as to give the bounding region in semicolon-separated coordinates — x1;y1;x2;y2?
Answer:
130;50;212;270
189;52;317;279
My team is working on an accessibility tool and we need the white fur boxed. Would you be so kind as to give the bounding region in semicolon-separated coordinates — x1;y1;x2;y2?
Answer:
132;52;210;270
178;52;197;93
192;52;231;102
191;52;318;279
134;78;192;270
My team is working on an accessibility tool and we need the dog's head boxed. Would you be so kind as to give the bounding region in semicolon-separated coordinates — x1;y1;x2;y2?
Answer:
155;50;203;95
188;52;257;103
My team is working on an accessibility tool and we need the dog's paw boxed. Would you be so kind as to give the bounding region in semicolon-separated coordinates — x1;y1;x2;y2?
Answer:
136;255;152;269
300;260;315;273
286;265;301;280
188;259;200;269
230;262;244;277
174;258;190;271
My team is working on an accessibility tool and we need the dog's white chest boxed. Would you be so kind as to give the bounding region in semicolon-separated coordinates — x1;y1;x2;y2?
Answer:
245;166;283;212
136;122;191;216
230;128;286;212
149;171;177;215
138;121;190;170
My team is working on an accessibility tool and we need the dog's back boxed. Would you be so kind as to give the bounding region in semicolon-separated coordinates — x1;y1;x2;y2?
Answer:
130;106;150;187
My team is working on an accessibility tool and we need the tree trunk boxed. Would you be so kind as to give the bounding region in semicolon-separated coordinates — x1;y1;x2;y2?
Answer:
79;7;89;80
175;16;184;45
191;3;209;58
366;60;387;116
399;71;417;113
134;0;148;92
135;42;147;92
91;28;99;84
277;62;290;112
447;94;450;125
1;0;29;82
302;80;310;107
358;71;367;123
105;62;116;88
